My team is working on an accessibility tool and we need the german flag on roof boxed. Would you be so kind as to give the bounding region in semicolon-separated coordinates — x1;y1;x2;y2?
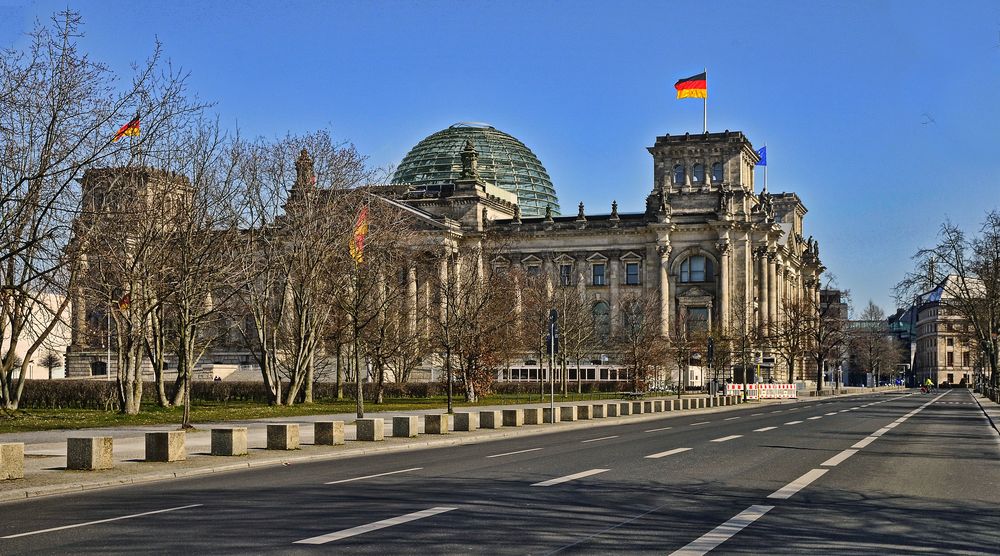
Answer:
675;72;707;99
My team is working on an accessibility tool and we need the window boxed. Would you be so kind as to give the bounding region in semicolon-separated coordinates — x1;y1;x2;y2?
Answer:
711;162;723;183
559;264;573;286
680;255;713;282
592;263;606;286
673;164;685;185
687;307;709;332
90;361;107;376
625;262;640;285
592;301;611;341
526;265;541;278
622;302;643;330
963;352;971;367
946;352;954;367
946;337;954;347
692;164;705;183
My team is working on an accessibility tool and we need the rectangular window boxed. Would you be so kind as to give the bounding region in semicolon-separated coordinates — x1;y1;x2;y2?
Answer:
560;264;573;286
946;337;954;347
963;352;970;367
688;307;709;332
947;373;954;383
625;261;640;285
526;265;541;277
592;263;606;286
946;352;954;367
600;368;609;380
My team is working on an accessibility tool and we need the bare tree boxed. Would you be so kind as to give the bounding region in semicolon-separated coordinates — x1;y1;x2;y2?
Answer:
665;310;699;397
0;11;191;410
613;292;667;391
553;284;596;394
770;298;813;384
40;349;62;379
806;275;849;393
896;213;1000;388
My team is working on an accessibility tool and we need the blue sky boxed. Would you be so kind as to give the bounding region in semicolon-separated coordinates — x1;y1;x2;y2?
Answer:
3;0;999;315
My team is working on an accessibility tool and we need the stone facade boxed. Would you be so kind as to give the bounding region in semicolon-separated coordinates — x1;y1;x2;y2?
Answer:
912;276;976;387
65;129;825;382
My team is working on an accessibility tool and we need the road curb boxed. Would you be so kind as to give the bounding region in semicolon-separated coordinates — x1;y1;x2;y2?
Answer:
971;392;1000;438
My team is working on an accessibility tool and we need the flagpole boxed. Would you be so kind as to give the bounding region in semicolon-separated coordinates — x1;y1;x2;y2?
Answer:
763;142;768;193
703;67;708;133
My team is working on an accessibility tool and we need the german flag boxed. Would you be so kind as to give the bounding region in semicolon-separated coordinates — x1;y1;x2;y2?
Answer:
349;206;369;265
112;117;140;142
675;72;707;99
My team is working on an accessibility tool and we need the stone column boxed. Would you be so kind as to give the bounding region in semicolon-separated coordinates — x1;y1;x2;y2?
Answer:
658;244;672;336
407;265;418;337
718;240;731;331
439;252;449;324
609;258;620;335
757;248;768;329
767;251;777;325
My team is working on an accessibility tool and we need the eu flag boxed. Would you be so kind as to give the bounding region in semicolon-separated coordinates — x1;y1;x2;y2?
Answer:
756;146;767;166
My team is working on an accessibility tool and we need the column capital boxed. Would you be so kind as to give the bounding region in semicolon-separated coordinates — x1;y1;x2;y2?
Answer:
716;239;732;255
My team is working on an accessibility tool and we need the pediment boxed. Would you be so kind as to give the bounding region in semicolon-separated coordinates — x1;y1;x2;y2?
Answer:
520;254;543;265
678;286;713;299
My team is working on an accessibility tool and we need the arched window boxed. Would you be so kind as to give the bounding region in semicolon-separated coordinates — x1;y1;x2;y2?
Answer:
673;164;685;185
680;255;713;283
692;164;704;183
592;301;611;341
711;162;723;183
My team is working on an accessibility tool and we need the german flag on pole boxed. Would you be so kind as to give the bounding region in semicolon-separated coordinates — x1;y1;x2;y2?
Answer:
112;117;140;142
349;206;369;265
675;72;707;99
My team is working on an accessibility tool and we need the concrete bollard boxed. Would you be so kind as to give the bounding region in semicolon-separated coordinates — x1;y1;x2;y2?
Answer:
524;407;544;425
266;424;300;450
424;414;450;434
1;443;25;480
577;405;591;420
67;437;114;470
653;400;664;412
643;400;653;413
559;406;578;422
543;407;561;424
356;418;384;441
591;403;606;418
631;401;644;414
314;421;345;446
454;412;479;431
619;402;633;416
502;409;524;427
210;428;247;457
679;398;689;410
145;431;185;462
606;402;620;417
480;410;503;429
393;416;419;438
664;399;675;411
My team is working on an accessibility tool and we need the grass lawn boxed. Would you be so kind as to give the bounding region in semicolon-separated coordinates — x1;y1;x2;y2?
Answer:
0;391;621;434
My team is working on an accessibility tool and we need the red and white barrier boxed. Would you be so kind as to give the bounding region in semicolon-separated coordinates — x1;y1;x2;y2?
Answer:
724;383;797;399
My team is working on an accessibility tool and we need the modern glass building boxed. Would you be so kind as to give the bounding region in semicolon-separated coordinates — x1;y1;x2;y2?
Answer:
392;122;561;217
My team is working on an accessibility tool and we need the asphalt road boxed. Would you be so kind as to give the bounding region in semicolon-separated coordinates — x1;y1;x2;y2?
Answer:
1;389;997;555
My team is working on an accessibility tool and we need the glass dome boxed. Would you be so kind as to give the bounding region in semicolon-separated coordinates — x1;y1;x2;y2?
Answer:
392;123;561;217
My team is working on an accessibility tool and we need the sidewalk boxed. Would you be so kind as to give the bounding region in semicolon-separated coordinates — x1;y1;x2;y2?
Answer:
0;391;876;503
972;391;1000;437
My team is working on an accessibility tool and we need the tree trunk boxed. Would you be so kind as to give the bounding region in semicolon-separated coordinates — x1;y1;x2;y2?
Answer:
304;353;314;404
376;361;385;404
445;347;453;414
335;342;343;400
355;334;364;418
816;357;824;393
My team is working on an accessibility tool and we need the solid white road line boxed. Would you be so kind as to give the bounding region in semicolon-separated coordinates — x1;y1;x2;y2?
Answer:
485;448;543;458
825;412;838;416
851;436;878;449
784;420;803;425
644;426;672;433
581;435;619;443
807;416;823;420
645;447;693;459
767;468;829;499
710;435;743;443
851;406;861;410
753;426;777;432
325;468;422;484
294;507;457;545
691;421;711;426
669;505;775;556
1;504;203;539
871;427;892;437
821;449;859;467
531;468;610;487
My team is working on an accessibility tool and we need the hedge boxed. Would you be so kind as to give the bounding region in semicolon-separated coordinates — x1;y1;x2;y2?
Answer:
13;378;627;409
